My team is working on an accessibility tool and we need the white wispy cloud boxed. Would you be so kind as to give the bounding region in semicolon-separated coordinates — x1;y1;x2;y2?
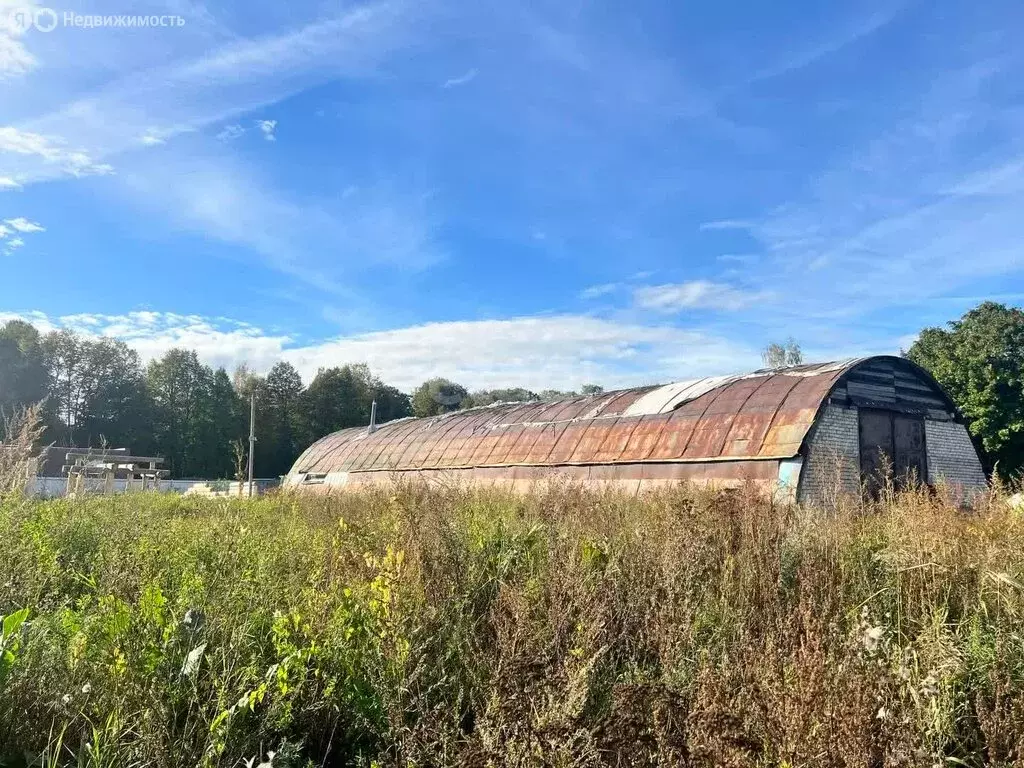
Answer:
0;126;114;178
717;253;759;265
3;309;763;391
745;6;903;86
139;130;167;147
286;315;760;390
216;124;244;141
0;176;22;190
1;0;436;288
115;150;442;292
5;0;418;187
442;68;477;88
0;0;40;79
944;158;1024;197
255;119;277;141
0;33;36;79
579;282;620;300
633;281;771;313
730;57;1024;314
1;215;44;254
4;216;44;233
699;219;752;232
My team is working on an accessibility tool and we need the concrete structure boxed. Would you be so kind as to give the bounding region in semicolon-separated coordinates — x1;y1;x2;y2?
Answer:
62;450;168;496
285;357;987;504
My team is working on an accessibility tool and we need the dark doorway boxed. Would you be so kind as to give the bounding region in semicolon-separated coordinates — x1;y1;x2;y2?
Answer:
859;409;927;497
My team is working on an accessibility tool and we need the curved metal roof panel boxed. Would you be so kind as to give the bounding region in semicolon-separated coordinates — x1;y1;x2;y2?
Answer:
289;357;950;478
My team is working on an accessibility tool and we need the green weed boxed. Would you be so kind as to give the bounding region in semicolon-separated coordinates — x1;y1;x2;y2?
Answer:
0;483;1022;766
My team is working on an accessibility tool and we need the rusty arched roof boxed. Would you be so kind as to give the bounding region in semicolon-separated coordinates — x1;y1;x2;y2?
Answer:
287;358;907;478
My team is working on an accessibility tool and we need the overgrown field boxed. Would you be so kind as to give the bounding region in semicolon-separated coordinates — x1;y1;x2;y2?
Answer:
2;483;1024;767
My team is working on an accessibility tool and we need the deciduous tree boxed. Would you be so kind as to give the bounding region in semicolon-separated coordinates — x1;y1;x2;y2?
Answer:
411;378;470;417
0;321;47;431
908;302;1024;477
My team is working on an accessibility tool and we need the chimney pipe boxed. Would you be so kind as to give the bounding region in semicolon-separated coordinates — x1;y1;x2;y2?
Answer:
367;399;378;435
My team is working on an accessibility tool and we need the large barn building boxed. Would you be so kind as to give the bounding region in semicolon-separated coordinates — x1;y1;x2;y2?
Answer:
285;356;987;504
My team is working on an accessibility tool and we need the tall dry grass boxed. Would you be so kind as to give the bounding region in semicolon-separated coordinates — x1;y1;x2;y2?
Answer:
0;404;45;499
1;480;1023;767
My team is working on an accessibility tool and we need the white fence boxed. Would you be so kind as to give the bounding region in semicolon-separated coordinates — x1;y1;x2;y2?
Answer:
29;477;278;498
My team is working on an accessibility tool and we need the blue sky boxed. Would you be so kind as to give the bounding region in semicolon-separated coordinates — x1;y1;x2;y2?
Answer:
2;0;1023;391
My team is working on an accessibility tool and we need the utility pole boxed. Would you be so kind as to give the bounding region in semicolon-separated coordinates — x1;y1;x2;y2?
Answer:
247;391;256;498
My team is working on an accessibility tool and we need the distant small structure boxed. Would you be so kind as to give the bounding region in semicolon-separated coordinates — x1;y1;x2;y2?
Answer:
35;446;127;478
62;450;168;496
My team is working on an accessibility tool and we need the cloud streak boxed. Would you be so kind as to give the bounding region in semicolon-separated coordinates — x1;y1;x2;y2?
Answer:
5;0;419;186
579;282;620;300
216;124;244;141
3;309;763;391
4;216;44;232
442;68;477;88
745;5;903;86
115;149;443;295
0;0;40;78
3;0;440;294
699;50;1024;328
0;126;114;179
634;281;772;313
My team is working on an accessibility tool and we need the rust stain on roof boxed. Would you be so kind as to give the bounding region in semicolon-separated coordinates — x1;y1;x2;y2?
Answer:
292;360;859;476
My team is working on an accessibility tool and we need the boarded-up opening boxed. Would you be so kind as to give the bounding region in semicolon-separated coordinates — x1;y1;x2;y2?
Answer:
859;409;927;497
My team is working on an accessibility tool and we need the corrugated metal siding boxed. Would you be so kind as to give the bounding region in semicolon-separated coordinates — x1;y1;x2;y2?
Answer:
828;357;954;416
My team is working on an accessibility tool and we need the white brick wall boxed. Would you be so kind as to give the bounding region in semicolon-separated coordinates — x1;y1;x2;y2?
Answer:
799;405;861;507
925;421;987;491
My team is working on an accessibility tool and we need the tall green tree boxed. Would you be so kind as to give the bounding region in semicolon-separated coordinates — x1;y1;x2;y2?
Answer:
193;367;243;480
147;349;218;478
372;382;413;424
0;321;47;428
908;302;1024;477
301;364;375;442
41;332;153;450
411;378;470;417
259;362;305;478
41;330;89;442
74;339;153;452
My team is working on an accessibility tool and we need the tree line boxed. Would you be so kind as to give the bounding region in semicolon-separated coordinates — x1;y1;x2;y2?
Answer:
0;322;414;479
0;321;605;479
2;301;1022;480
